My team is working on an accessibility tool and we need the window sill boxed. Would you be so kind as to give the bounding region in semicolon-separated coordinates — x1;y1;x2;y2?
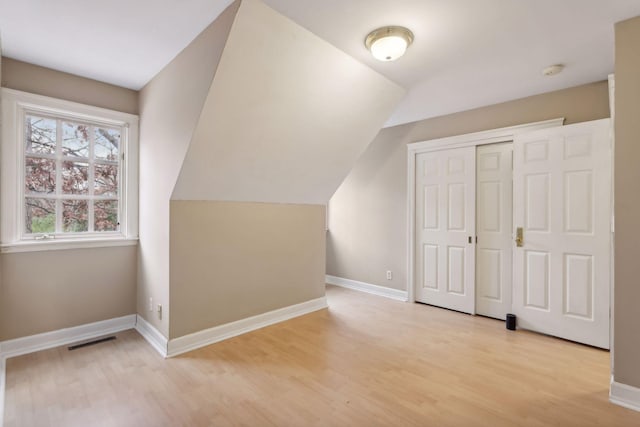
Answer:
0;237;138;254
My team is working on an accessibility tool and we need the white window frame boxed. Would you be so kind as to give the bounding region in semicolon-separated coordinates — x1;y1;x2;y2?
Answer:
1;88;139;253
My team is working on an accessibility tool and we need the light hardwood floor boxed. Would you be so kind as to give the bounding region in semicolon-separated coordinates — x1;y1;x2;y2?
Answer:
4;285;640;426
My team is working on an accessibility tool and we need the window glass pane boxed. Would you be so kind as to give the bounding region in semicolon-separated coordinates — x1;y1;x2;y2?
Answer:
25;115;57;155
25;157;56;194
95;200;118;231
95;128;120;161
62;200;88;232
95;164;118;196
15;96;131;240
62;122;89;158
62;161;89;194
25;198;56;234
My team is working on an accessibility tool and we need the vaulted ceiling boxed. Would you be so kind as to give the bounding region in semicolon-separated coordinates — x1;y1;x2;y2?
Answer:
2;0;640;126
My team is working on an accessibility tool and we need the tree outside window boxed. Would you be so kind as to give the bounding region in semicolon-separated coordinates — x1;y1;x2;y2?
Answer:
24;115;121;235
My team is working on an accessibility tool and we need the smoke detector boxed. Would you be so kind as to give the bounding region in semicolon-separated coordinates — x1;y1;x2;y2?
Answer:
542;64;565;76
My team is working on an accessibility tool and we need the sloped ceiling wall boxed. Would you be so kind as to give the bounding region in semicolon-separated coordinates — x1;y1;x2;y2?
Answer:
141;0;404;340
171;0;405;204
137;0;240;336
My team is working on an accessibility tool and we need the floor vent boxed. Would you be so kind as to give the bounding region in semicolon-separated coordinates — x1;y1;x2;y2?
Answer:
68;335;116;351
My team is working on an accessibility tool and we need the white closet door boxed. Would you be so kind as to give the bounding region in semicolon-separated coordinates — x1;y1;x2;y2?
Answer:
415;147;476;314
512;119;611;349
476;143;513;320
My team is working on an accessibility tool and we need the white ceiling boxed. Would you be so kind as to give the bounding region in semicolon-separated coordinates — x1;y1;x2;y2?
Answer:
1;0;640;127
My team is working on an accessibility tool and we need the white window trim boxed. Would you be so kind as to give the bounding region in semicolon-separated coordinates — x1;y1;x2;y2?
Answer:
1;88;139;253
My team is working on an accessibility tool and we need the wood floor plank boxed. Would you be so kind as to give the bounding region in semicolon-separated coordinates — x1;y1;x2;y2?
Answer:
4;285;640;426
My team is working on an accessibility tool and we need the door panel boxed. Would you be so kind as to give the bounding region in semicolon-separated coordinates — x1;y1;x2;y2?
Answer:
447;246;466;294
512;119;611;349
475;143;513;320
525;250;550;309
415;147;475;313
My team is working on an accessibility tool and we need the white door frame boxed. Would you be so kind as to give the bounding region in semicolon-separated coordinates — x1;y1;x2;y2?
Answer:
608;73;616;384
406;118;565;304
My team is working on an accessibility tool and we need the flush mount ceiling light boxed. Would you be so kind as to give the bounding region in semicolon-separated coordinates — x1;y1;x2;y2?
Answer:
365;26;414;62
542;64;565;76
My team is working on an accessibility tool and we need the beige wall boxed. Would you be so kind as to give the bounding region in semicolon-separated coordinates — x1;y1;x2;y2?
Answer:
137;1;240;337
0;246;137;340
169;201;326;339
327;81;610;291
614;16;640;389
0;55;139;340
1;57;138;114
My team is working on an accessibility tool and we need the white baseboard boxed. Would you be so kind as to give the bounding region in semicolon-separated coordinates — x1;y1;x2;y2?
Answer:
0;315;136;360
326;275;408;302
611;380;640;412
135;315;168;358
167;297;328;357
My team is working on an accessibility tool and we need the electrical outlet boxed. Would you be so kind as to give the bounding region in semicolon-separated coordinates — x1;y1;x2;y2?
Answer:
386;270;392;280
149;297;153;312
157;304;162;320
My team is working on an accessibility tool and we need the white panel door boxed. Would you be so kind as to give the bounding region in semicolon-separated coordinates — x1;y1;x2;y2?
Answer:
476;143;513;320
512;119;611;349
415;147;475;313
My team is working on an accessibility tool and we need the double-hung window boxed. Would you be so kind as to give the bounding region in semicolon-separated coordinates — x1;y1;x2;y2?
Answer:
1;89;139;252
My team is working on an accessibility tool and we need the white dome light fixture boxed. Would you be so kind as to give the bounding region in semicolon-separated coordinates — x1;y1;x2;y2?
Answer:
542;64;565;76
365;26;414;62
